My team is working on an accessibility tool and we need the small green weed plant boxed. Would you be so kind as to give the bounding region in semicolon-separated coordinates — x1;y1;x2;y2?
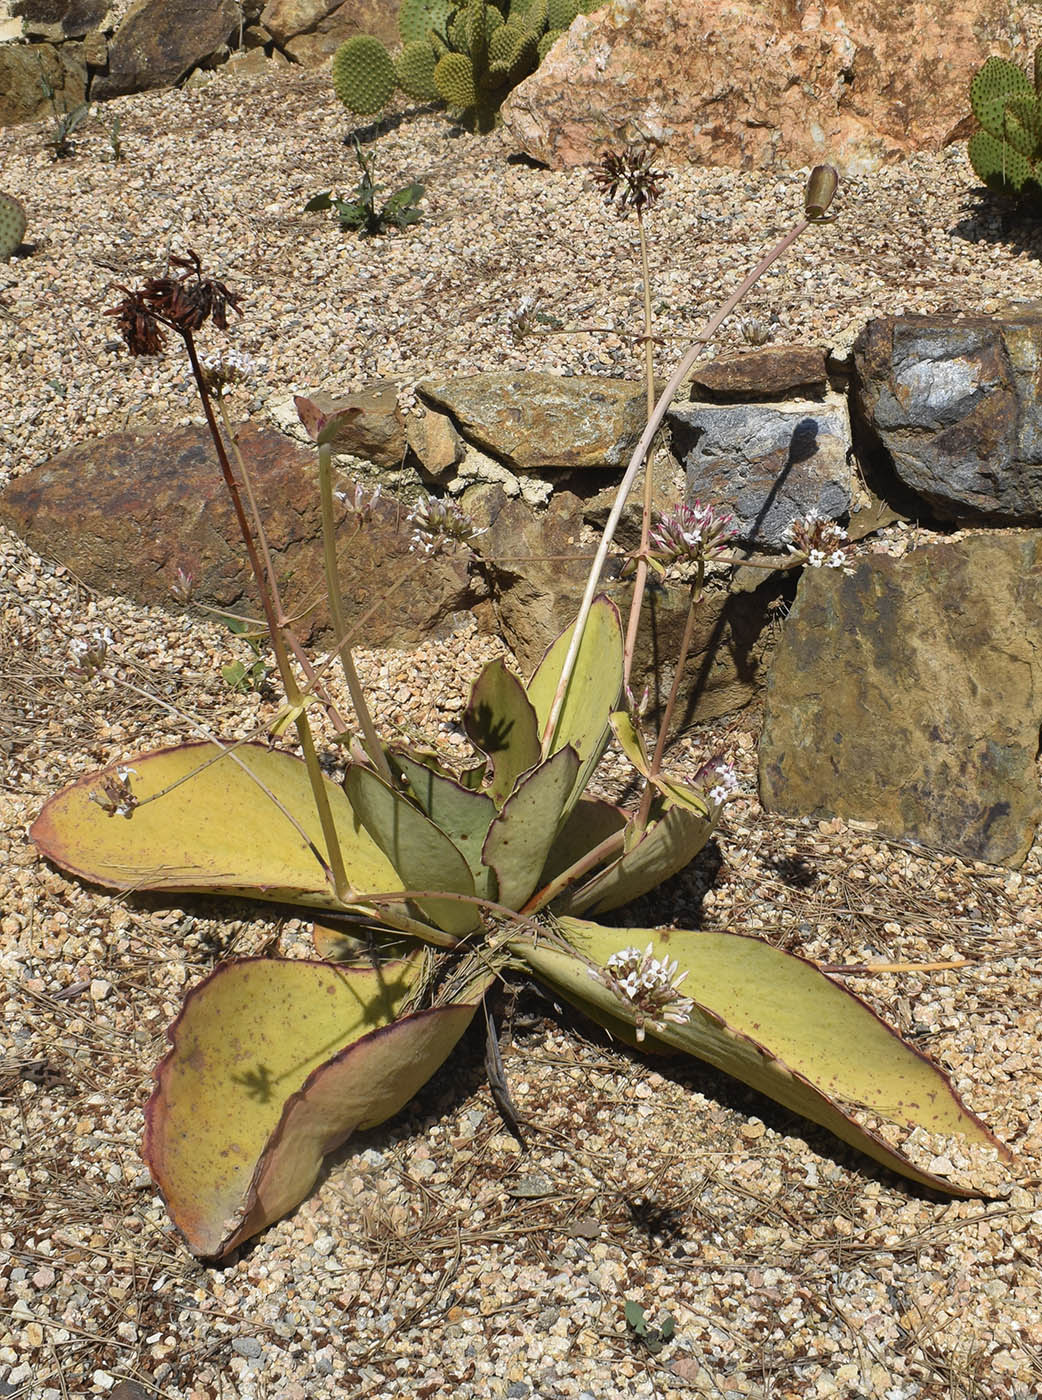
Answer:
31;162;1009;1262
306;137;424;235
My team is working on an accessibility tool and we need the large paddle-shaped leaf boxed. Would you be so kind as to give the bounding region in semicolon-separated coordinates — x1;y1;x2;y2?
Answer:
519;919;1009;1195
144;955;490;1259
31;741;399;909
526;596;623;820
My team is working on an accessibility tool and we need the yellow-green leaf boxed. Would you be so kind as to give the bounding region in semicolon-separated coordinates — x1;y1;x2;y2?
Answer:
31;742;399;909
144;956;489;1258
526;596;623;818
519;920;1008;1194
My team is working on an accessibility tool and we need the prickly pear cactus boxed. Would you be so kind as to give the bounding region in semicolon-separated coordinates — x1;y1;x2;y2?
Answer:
0;193;26;261
331;34;398;115
331;0;604;131
968;46;1042;200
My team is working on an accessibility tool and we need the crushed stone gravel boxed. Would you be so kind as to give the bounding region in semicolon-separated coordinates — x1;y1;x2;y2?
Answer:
3;62;1042;1400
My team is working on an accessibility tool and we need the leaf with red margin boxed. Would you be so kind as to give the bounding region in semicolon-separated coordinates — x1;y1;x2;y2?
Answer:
143;956;490;1259
518;919;1010;1195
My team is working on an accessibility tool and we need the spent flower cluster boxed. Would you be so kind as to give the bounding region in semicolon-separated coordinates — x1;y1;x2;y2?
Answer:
592;143;669;218
88;766;137;819
592;943;695;1042
649;502;735;569
407;495;481;555
68;627;113;678
106;249;241;356
782;510;854;570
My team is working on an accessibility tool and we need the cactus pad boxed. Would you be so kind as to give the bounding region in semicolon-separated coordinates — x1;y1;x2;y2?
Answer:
488;21;537;73
396;39;440;99
332;36;397;115
537;26;563;60
969;128;1038;194
0;193;26;261
970;57;1033;137
546;0;579;30
434;50;478;109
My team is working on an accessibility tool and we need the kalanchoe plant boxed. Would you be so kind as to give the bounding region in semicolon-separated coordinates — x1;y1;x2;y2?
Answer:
306;138;424;236
32;165;1011;1262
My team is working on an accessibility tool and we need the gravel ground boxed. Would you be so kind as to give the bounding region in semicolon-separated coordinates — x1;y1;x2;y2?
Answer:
4;60;1042;1400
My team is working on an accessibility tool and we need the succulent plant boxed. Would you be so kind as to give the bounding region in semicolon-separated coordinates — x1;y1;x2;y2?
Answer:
332;34;398;115
968;46;1042;201
0;193;26;261
331;0;601;131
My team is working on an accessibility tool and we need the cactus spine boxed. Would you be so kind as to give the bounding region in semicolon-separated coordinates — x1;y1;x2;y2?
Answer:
969;46;1042;200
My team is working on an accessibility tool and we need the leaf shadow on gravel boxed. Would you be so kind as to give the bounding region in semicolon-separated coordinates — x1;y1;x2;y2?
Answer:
949;192;1042;263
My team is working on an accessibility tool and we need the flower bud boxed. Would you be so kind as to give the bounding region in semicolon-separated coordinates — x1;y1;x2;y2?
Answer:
805;164;839;221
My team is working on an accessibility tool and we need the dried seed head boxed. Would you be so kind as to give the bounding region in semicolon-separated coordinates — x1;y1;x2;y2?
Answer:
106;288;165;356
592;142;669;217
105;249;242;353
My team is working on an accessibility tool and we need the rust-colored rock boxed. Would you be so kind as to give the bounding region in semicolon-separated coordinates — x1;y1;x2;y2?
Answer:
0;424;484;644
688;347;829;403
500;0;1029;172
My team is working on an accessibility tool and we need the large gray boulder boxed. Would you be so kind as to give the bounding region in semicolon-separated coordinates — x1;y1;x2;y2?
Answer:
758;532;1042;868
852;309;1042;525
667;400;852;551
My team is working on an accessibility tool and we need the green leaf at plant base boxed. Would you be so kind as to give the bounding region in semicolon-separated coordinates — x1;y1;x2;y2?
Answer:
519;919;1009;1195
483;745;580;909
144;955;489;1258
344;763;481;934
555;802;713;916
464;657;541;805
30;742;403;910
386;748;499;900
526;595;623;818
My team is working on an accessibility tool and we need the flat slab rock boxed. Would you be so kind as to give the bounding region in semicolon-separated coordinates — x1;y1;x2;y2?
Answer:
417;372;648;472
0;422;482;645
759;532;1042;867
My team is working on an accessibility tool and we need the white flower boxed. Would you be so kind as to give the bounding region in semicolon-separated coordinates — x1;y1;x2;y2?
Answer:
590;942;694;1041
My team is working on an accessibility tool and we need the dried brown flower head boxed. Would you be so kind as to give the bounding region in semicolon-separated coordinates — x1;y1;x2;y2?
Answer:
592;143;669;217
105;249;242;355
106;287;166;356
